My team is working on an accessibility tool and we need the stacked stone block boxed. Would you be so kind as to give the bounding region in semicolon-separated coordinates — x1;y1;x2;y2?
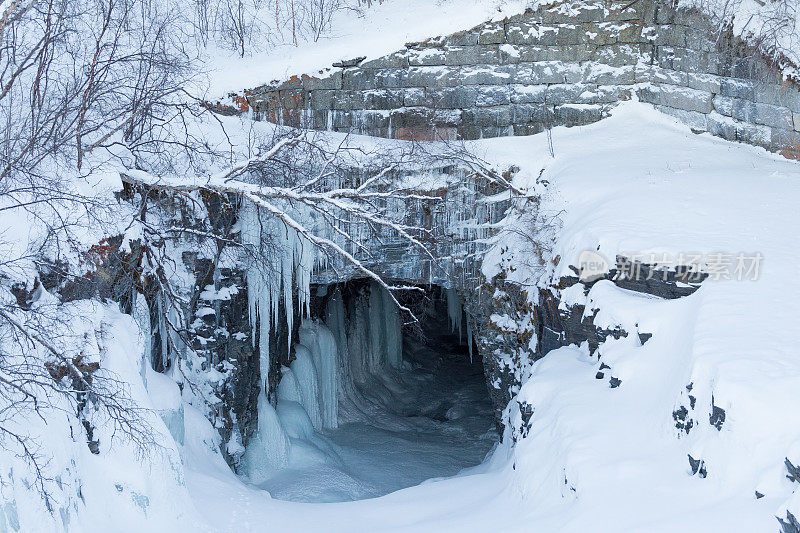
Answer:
242;0;800;156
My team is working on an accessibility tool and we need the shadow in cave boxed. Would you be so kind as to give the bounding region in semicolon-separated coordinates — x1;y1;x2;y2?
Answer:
252;280;498;503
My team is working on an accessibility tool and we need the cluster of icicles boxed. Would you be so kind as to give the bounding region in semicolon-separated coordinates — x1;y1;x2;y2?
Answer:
236;202;476;478
237;203;405;479
446;287;474;362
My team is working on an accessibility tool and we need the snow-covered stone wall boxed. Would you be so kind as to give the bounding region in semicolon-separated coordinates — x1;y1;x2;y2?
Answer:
240;0;800;157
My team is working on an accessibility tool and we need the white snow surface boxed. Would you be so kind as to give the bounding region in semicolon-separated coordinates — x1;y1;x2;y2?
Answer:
5;102;800;531
201;0;531;97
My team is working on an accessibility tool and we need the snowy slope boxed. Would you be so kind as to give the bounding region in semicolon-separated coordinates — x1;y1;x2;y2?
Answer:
201;0;531;97
175;102;800;532
480;102;800;531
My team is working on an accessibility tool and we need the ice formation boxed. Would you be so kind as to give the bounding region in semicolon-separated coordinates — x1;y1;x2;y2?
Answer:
324;289;353;402
277;367;303;404
236;200;408;486
132;292;152;386
276;401;316;440
446;287;463;340
299;321;339;429
239;201;325;470
240;277;407;476
290;345;323;430
240;394;290;481
466;314;474;363
381;286;403;368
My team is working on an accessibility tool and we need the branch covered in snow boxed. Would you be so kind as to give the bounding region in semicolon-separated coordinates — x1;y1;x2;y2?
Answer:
118;137;446;320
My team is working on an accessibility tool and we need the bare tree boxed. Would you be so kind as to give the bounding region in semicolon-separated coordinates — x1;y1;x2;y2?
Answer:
119;131;446;318
0;0;520;506
0;0;196;501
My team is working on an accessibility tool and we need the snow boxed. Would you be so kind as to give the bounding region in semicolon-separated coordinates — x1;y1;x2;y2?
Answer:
201;0;532;98
0;302;205;533
478;101;800;531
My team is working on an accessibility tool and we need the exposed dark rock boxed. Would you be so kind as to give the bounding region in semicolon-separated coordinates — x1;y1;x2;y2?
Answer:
673;405;693;434
709;403;726;431
518;401;534;439
688;454;707;478
333;57;366;68
535;287;628;358
785;458;800;483
779;511;800;533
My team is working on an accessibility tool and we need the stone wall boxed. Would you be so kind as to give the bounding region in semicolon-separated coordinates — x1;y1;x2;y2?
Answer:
238;0;800;157
309;164;509;288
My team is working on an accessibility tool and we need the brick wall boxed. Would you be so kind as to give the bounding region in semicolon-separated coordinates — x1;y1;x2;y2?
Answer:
239;0;800;156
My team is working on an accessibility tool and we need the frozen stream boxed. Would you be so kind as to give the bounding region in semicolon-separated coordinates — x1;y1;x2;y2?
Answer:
184;282;502;531
255;334;497;502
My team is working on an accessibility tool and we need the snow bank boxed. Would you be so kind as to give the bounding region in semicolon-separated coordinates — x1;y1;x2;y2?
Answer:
202;0;532;97
0;303;203;533
479;101;800;531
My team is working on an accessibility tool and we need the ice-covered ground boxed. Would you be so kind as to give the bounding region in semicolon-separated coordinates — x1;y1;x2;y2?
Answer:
254;342;495;503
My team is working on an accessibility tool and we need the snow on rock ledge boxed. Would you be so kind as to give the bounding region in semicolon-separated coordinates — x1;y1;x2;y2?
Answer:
236;0;800;158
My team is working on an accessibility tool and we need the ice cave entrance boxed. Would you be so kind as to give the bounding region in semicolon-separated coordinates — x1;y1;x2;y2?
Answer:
240;280;497;503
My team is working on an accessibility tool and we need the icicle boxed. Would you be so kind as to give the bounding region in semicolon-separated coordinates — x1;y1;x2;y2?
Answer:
241;202;273;394
299;320;339;429
240;394;289;480
294;230;314;321
132;292;151;386
290;344;323;430
282;226;294;349
157;291;168;365
324;288;352;416
381;287;402;368
368;281;387;371
466;313;474;364
346;288;371;384
167;303;186;371
277;367;303;404
239;196;324;473
446;287;463;341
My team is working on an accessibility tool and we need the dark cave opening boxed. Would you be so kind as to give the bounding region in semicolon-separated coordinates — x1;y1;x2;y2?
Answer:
251;280;497;502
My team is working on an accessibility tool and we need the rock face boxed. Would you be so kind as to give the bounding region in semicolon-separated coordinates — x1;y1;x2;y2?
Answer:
477;255;708;429
310;165;509;288
240;0;800;157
